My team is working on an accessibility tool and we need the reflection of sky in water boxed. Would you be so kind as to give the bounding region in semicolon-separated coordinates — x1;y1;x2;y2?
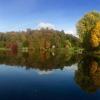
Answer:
0;64;100;100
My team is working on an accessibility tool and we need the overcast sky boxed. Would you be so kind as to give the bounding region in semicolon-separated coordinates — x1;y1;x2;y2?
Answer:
0;0;100;35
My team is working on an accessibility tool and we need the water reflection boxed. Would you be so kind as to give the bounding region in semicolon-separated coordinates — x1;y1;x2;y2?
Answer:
0;49;100;96
75;55;100;93
0;50;79;71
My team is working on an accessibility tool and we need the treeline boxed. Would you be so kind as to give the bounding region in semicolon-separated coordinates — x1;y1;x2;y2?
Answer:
1;11;100;53
0;28;80;51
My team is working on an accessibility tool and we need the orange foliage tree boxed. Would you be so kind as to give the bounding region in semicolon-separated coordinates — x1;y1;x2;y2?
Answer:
90;21;100;48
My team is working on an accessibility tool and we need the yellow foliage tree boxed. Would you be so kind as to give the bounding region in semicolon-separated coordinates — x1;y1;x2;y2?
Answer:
90;21;100;48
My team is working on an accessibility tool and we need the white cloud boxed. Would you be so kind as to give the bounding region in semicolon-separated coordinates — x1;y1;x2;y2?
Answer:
36;22;78;37
64;27;78;37
37;70;53;75
36;22;56;30
65;30;76;35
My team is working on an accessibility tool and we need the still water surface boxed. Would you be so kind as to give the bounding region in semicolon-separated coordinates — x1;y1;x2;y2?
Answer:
0;50;100;100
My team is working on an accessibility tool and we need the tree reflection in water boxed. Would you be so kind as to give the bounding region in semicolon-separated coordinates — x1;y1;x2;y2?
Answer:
75;55;100;93
0;50;100;93
0;49;79;71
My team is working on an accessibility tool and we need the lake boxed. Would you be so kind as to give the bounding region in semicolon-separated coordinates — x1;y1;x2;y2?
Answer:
0;50;100;100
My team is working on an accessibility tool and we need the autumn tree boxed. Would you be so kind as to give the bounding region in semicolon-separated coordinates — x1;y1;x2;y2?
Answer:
77;11;100;50
0;28;80;51
90;21;100;48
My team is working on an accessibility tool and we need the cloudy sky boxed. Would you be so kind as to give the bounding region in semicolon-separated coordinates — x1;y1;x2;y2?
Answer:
0;0;100;35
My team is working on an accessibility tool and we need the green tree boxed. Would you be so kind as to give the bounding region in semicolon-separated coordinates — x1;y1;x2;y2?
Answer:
77;11;100;50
